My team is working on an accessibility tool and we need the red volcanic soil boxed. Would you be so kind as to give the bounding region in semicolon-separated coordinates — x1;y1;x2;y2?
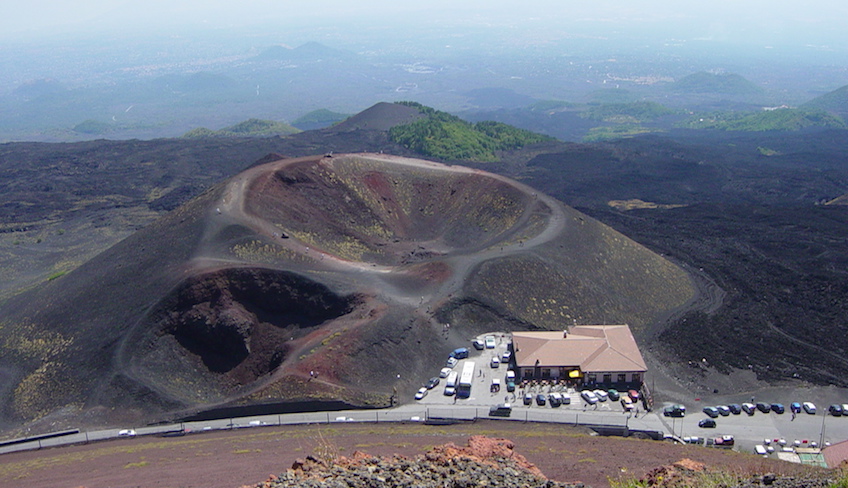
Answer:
0;421;822;488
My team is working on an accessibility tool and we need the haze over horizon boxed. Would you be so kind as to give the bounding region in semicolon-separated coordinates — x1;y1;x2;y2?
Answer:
5;0;848;48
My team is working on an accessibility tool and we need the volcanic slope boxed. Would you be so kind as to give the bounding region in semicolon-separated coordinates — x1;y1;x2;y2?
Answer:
0;153;694;433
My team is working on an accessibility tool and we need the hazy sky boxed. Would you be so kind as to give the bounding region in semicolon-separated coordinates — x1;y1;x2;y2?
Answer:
4;0;847;47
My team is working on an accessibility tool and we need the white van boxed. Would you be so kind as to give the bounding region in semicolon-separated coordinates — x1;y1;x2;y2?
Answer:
446;371;459;388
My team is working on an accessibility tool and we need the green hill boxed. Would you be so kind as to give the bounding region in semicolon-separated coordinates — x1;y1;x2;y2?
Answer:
679;108;845;131
388;102;554;162
182;118;300;138
802;84;848;115
671;72;763;95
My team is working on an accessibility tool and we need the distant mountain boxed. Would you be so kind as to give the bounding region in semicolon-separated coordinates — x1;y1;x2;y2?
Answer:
671;72;763;96
802;84;848;116
292;109;352;131
255;42;354;62
183;119;300;138
581;101;677;123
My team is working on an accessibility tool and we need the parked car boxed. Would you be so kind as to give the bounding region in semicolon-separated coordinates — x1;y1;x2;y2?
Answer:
663;404;686;417
742;403;756;415
581;390;599;405
607;389;620;401
698;418;717;428
506;370;516;381
829;404;843;416
756;402;771;413
714;435;734;446
443;385;456;396
842;404;848;414
415;387;428;400
593;389;608;402
621;396;635;411
536;394;547;406
502;350;511;362
490;378;501;393
524;393;533;405
549;393;562;407
490;356;500;368
489;404;512;417
446;357;458;368
450;347;469;359
425;377;440;389
702;406;720;418
728;404;742;415
561;394;571;405
717;405;731;416
485;335;496;349
473;339;485;350
790;402;802;413
506;380;516;392
771;403;785;414
118;429;136;437
439;367;452;378
803;402;817;414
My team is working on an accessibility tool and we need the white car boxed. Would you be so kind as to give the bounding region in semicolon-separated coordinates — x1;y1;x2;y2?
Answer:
490;356;500;368
593;389;608;402
415;387;428;400
439;367;452;378
118;429;136;437
446;357;458;368
502;351;511;362
803;402;817;414
581;390;598;404
485;335;496;349
506;370;516;381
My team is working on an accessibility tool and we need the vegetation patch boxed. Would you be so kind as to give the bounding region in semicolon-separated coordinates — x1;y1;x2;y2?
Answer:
389;102;553;161
679;108;846;131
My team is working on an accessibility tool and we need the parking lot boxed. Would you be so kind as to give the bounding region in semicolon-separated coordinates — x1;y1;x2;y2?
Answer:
413;332;848;461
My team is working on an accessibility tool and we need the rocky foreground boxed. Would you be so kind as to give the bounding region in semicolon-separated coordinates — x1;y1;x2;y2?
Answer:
245;435;586;488
244;435;844;488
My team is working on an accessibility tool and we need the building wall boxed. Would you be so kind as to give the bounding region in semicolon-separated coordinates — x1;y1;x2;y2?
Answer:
519;366;643;384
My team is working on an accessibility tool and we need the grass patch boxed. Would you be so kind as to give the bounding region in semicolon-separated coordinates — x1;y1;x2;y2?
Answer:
123;460;148;469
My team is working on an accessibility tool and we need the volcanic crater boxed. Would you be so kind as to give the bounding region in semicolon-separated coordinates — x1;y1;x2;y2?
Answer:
0;153;695;430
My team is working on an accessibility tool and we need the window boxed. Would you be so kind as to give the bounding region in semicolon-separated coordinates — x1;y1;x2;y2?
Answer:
617;374;626;383
603;374;612;383
587;373;597;383
632;373;641;383
542;368;551;378
523;368;533;378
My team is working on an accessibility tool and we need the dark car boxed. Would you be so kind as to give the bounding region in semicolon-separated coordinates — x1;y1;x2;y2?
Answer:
771;403;785;414
790;402;802;413
663;404;686;418
702;406;720;418
548;393;562;407
756;402;771;413
829;404;843;417
506;380;516;392
698;418;717;428
607;389;620;401
728;404;742;415
536;394;547;406
425;377;440;389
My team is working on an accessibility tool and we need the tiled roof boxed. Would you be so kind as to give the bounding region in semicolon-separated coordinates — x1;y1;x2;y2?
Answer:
512;326;646;373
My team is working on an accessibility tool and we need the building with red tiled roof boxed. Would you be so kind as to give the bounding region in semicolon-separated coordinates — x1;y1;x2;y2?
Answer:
511;326;646;387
